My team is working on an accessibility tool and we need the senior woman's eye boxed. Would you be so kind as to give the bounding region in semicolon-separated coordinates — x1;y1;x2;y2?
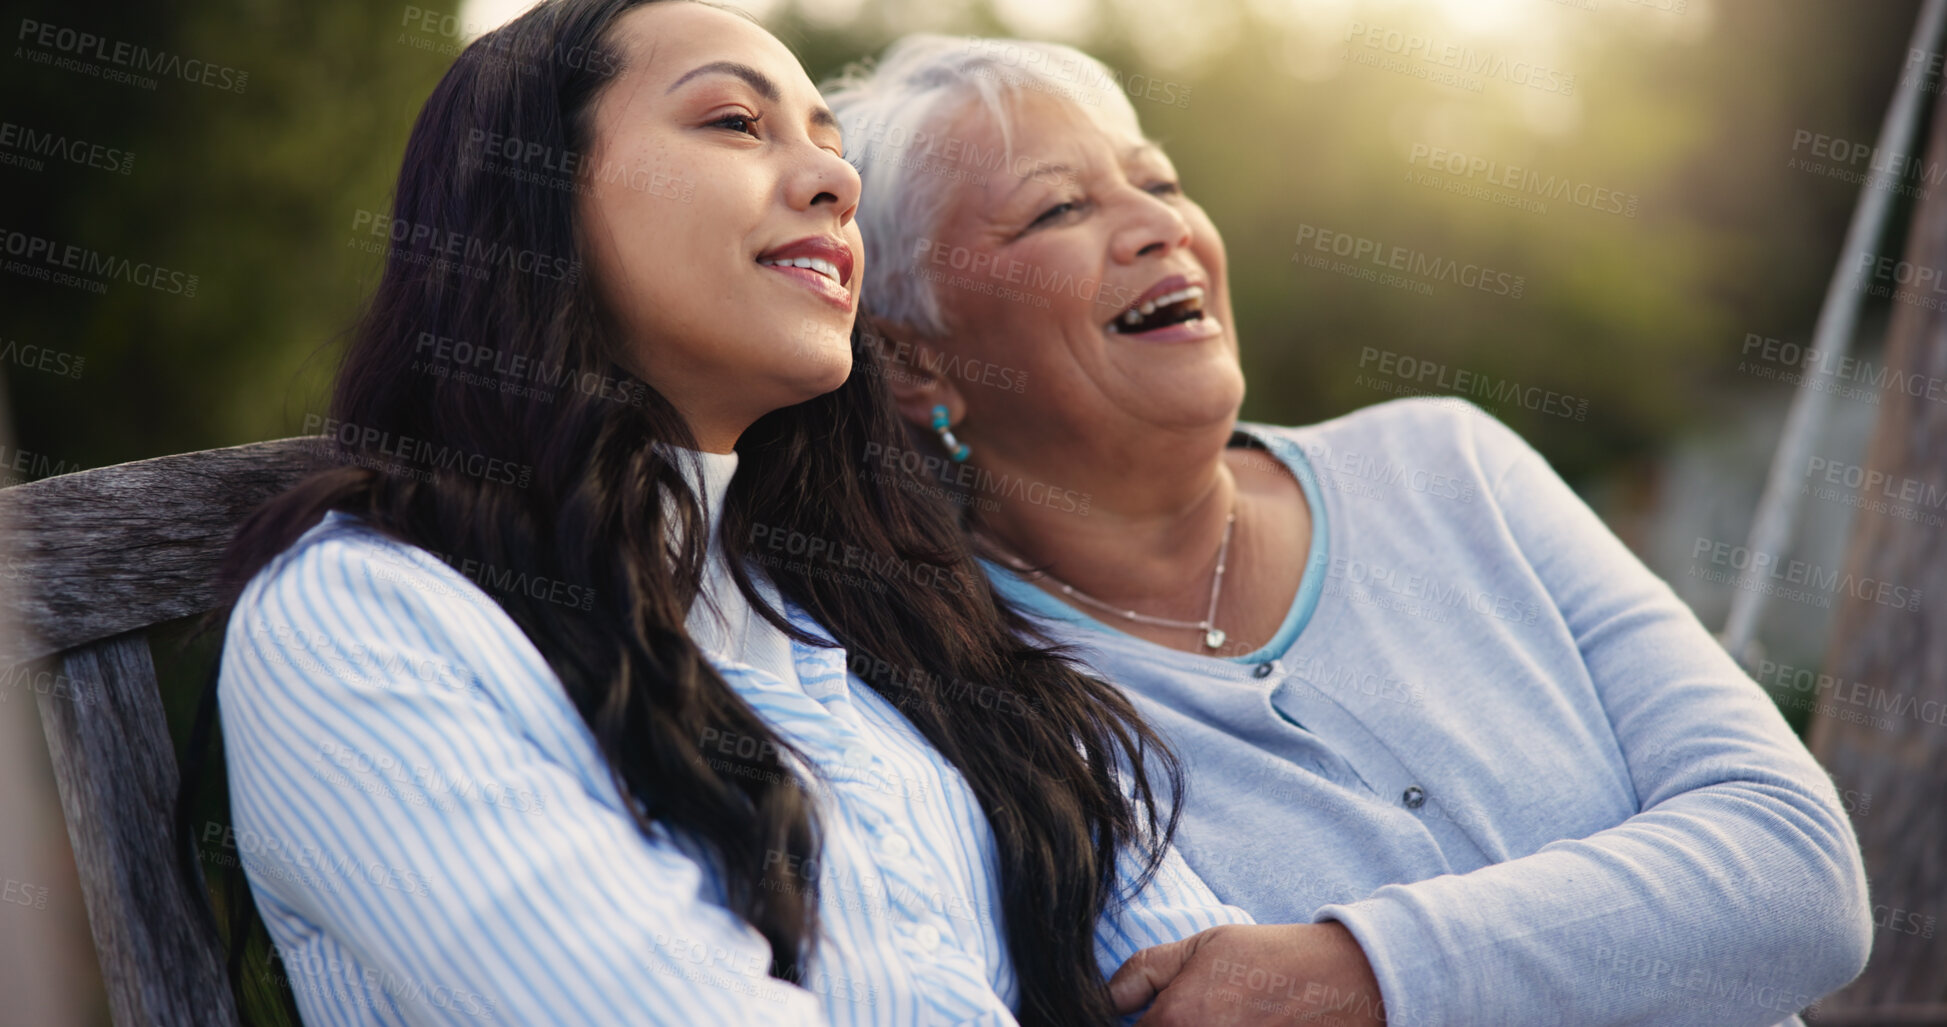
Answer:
1147;180;1182;196
1027;199;1084;230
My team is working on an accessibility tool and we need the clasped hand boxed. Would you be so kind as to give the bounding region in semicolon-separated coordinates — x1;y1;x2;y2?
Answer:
1108;923;1388;1026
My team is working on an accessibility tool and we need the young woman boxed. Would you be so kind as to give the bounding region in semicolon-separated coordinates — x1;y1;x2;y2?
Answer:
179;3;1250;1024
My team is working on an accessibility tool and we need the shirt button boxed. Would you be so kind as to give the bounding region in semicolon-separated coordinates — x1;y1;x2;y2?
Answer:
1253;662;1276;679
1402;785;1427;809
914;924;942;952
881;833;912;860
843;745;870;767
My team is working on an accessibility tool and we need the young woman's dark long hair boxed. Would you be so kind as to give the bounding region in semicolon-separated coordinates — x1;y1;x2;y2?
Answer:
173;1;1185;1023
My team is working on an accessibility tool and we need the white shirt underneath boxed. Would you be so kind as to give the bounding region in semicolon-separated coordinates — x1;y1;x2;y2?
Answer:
673;448;801;691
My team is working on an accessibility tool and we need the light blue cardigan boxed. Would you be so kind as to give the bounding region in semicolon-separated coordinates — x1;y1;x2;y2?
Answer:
985;397;1871;1027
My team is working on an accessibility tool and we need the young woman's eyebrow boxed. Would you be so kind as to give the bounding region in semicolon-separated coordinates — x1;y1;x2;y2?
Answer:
667;60;778;99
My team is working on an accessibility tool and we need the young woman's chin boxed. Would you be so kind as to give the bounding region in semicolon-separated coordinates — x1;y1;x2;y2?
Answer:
776;312;857;397
789;351;854;401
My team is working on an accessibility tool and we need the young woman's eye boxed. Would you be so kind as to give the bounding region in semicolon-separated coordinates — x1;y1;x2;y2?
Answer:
710;112;761;136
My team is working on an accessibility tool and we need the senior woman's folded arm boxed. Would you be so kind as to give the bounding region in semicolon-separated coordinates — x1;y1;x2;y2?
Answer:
1313;405;1873;1027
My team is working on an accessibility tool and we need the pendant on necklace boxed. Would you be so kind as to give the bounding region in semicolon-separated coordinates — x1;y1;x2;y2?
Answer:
1203;628;1226;650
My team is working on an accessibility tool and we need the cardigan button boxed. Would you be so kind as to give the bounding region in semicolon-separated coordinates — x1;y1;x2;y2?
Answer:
1252;662;1276;679
1401;786;1427;809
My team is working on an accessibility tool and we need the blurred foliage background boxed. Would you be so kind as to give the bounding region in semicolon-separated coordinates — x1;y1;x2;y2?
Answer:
3;0;1922;468
3;0;1926;654
0;0;1933;1020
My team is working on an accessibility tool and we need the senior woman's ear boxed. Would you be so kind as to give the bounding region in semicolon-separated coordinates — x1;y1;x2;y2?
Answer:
863;315;968;433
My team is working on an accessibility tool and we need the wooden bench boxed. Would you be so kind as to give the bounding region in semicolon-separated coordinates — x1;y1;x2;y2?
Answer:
0;438;316;1026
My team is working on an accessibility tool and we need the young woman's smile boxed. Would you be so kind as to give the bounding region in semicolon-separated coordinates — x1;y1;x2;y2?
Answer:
755;233;856;310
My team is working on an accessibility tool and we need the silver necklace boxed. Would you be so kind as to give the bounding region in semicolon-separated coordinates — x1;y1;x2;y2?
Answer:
984;507;1237;651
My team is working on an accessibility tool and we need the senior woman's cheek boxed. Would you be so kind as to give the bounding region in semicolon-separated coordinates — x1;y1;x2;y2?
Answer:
937;247;1092;388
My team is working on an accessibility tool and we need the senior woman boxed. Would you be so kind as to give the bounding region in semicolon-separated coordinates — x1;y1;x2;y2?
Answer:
824;35;1872;1027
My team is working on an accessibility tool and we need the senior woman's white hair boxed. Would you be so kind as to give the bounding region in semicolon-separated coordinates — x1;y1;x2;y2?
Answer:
823;35;1147;338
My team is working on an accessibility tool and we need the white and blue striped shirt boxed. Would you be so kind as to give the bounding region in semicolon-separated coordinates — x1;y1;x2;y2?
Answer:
217;509;1251;1025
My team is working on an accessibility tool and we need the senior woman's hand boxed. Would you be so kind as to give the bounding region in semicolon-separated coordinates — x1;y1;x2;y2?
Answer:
1109;922;1387;1026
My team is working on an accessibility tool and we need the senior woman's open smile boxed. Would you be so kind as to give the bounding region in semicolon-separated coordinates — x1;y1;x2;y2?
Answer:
828;33;1873;1027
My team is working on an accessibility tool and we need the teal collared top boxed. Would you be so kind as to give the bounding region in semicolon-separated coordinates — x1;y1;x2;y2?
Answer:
982;424;1330;664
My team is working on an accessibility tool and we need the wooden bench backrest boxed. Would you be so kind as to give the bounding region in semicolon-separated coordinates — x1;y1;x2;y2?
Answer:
1;438;316;1026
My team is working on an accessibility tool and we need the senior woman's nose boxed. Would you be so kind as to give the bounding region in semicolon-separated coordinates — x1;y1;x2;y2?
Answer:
1112;191;1193;264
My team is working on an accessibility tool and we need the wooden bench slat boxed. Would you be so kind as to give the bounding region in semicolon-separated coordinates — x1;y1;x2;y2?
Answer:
42;632;238;1026
0;437;317;665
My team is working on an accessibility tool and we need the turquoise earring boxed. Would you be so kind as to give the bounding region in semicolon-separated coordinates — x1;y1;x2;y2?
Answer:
931;404;971;462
